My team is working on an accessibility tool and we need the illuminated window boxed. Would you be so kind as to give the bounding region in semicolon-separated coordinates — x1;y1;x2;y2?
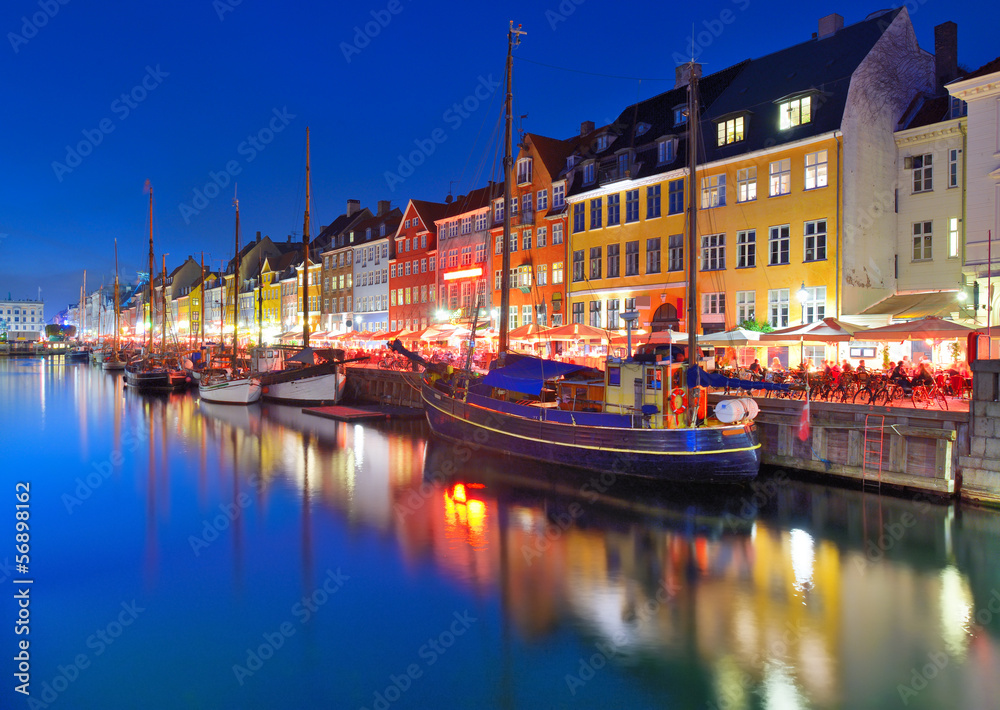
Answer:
717;116;744;145
804;150;828;190
779;96;811;129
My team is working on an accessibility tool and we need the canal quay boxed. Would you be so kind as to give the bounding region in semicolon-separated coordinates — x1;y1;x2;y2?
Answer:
1;356;998;710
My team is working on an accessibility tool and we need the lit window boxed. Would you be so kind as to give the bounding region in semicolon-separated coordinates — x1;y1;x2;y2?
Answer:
717;117;744;145
769;158;791;197
804;150;828;190
736;167;756;202
779;96;811;129
701;175;726;209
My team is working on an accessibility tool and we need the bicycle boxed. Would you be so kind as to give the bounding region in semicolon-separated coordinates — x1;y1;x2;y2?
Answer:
911;383;948;410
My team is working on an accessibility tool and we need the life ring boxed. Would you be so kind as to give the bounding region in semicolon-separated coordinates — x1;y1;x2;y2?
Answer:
668;388;687;414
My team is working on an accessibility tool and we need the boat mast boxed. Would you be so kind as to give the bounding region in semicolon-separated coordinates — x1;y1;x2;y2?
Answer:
146;183;154;356
97;283;103;344
257;253;263;348
113;239;120;354
160;255;167;351
685;62;701;426
82;269;87;340
499;22;524;356
234;190;241;369
199;251;205;348
302;127;311;349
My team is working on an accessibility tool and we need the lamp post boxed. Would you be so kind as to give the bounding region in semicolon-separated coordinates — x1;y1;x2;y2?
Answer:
797;282;809;324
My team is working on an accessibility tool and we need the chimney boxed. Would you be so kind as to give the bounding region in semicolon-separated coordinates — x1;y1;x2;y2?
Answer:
377;200;390;216
817;13;843;39
674;63;702;89
580;120;595;136
934;21;958;90
346;199;360;217
256;230;261;243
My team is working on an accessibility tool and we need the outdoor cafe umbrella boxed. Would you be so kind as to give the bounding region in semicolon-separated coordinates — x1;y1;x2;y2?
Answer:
859;315;979;341
698;328;761;367
544;322;615;344
759;317;867;344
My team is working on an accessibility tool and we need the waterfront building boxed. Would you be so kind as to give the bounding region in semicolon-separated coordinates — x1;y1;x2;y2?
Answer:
435;184;501;325
947;55;1000;331
0;296;45;340
318;200;370;334
565;9;933;339
491;133;576;329
389;199;447;332
351;202;401;333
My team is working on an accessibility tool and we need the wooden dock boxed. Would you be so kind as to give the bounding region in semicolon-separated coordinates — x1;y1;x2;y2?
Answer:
302;403;424;422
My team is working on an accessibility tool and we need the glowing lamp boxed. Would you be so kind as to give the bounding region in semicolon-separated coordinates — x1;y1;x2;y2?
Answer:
443;267;483;281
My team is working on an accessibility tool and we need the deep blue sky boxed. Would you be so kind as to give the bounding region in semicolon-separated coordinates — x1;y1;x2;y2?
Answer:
2;0;997;316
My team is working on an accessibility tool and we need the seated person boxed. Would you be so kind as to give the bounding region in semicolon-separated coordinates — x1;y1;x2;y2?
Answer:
889;361;908;384
856;359;868;373
841;360;854;374
912;362;935;388
770;357;784;373
749;358;762;375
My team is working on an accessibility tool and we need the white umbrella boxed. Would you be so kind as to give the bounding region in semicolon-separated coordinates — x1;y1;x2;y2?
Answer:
697;328;761;346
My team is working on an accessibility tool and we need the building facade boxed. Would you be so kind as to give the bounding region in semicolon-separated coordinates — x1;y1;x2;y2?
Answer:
389;199;446;332
0;298;45;340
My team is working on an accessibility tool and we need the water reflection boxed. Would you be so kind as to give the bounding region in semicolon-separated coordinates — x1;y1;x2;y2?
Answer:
8;358;1000;709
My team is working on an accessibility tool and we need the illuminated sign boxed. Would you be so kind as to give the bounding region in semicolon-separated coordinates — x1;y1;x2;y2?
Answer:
442;267;483;281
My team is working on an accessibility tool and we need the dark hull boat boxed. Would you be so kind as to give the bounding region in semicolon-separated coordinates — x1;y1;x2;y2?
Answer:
125;359;189;392
419;374;761;484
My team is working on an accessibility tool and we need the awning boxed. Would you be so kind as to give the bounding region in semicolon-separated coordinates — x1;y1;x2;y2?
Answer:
482;357;587;395
859;291;962;319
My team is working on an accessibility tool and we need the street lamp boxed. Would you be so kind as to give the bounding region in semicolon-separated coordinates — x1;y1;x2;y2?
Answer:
797;282;809;324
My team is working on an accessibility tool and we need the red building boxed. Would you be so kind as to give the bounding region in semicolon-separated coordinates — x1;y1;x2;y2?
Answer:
389;199;447;332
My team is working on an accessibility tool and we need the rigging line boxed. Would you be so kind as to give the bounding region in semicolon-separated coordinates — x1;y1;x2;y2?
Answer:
513;55;671;83
456;63;505;193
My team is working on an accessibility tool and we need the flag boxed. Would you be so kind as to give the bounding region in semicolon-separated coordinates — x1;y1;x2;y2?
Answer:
143;179;151;194
797;400;811;441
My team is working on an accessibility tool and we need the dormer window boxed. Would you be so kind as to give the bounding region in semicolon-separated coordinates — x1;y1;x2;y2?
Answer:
657;138;676;164
517;158;533;185
673;106;688;125
379;223;386;237
567;155;578;170
717;116;745;146
365;227;372;240
595;135;610;152
583;162;595;185
778;95;811;129
635;122;651;137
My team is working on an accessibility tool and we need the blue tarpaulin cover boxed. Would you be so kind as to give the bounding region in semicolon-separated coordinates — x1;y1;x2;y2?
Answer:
482;357;588;396
686;365;790;392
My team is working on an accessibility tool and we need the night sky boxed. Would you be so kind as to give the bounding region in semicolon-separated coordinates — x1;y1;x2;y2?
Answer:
3;0;997;317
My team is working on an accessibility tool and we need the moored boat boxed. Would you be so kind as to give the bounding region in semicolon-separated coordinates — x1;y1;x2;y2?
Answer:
199;369;262;404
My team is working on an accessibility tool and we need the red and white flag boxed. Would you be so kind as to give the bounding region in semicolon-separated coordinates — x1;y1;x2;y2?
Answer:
797;400;811;441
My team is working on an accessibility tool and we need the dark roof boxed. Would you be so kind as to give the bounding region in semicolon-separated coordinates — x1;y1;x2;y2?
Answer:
314;208;372;252
350;207;403;242
953;56;1000;83
409;199;449;231
524;133;576;178
439;182;503;220
899;94;950;130
703;8;903;159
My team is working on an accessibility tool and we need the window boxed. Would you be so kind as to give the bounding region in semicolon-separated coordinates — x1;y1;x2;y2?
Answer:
736;291;755;322
536;226;547;248
701;174;726;208
700;234;725;271
474;245;484;264
494;200;504;223
553;184;565;208
449;249;459;267
912;154;932;193
913;221;932;261
657;138;675;163
948;149;959;188
804;220;827;262
461;246;473;265
461;217;471;234
702;292;725;315
429;257;435;271
950;96;968;119
380;223;386;237
509;306;519;329
607;243;620;278
768;288;789;328
606;299;620;329
674;106;687;125
536;264;547;286
625;190;639;223
522;193;532;217
667;179;684;215
736;167;756;202
572;301;584;324
769;159;791;196
553;261;564;284
769;225;790;265
494;270;502;290
509;233;518;253
595;134;609;151
949;217;960;258
607;194;620;226
475;212;487;232
573;203;585;233
572;250;585;281
804;150;828;190
647;184;661;218
717;116;744;145
536;303;547;326
642;237;660;275
537;189;548;210
522;230;532;251
589;300;602;327
552;223;563;245
736;230;756;268
590;246;602;279
583;163;595;184
517;158;533;185
590;198;602;229
428;285;435;302
404;262;411;276
779;96;811;129
800;286;826;323
495;236;502;255
668;234;683;272
612;240;634;276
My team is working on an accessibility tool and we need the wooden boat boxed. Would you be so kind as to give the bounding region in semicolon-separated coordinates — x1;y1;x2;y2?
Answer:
103;240;126;371
388;50;774;484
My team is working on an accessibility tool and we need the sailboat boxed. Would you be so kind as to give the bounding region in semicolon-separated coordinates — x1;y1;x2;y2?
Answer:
388;37;768;483
254;128;347;405
199;191;262;405
102;240;126;371
125;182;189;392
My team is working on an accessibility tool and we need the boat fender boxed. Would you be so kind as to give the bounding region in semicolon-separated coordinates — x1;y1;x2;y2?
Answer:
668;388;687;414
262;386;270;394
715;397;760;423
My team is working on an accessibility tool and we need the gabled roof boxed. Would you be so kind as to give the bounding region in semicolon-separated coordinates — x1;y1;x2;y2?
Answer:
523;133;576;179
314;208;372;252
898;94;950;130
408;199;449;232
438;182;503;221
350;207;403;243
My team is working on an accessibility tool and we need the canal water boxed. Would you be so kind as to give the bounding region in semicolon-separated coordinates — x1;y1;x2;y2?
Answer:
2;357;999;709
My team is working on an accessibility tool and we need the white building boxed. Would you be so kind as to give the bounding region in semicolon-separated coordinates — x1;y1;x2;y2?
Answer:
947;57;1000;329
0;298;45;340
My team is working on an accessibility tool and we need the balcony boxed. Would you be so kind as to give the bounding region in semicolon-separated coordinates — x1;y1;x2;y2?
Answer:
599;165;632;185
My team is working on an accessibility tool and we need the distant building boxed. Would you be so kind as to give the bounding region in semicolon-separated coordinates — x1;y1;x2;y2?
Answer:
0;297;45;340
